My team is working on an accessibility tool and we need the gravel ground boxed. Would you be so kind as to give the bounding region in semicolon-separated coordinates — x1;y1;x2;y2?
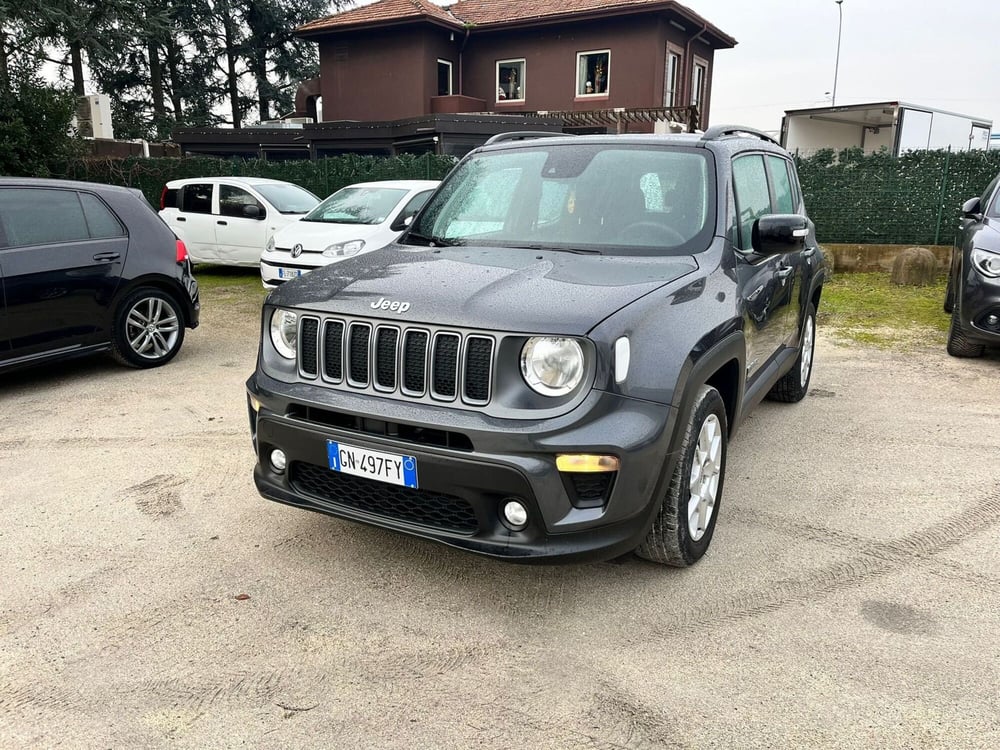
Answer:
1;279;998;749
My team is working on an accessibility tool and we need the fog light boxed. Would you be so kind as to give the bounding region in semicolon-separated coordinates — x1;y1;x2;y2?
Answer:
556;454;621;472
270;449;287;472
249;395;261;412
501;499;528;530
987;314;1000;329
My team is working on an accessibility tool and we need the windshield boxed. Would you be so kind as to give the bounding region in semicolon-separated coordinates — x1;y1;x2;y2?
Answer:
254;183;320;214
408;145;714;255
304;187;409;225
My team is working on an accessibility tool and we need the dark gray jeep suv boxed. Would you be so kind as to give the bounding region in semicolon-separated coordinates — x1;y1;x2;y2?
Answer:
246;127;825;566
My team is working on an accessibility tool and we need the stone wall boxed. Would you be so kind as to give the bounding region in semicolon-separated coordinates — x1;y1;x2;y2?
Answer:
824;244;951;274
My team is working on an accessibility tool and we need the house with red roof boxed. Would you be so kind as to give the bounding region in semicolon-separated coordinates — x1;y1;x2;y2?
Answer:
173;0;736;159
297;0;735;131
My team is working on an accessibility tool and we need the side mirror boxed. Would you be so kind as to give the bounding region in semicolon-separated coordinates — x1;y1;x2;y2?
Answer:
961;197;982;218
243;204;263;219
751;214;809;256
390;212;416;232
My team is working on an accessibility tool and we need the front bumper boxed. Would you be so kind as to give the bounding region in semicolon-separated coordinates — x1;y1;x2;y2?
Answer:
260;254;325;286
959;269;1000;344
246;371;679;563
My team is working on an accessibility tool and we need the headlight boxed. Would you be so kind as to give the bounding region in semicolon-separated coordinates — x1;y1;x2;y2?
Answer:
520;337;585;396
269;309;298;359
265;235;275;253
972;248;1000;278
322;240;365;258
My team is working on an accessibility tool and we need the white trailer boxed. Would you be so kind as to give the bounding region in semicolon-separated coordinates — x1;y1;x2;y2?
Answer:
780;101;991;156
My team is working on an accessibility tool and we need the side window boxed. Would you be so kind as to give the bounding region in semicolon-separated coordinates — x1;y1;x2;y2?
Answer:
80;193;125;238
162;187;179;209
393;190;434;230
219;185;264;219
982;175;1000;218
766;155;795;214
181;183;214;214
732;155;770;251
0;188;90;247
401;190;432;218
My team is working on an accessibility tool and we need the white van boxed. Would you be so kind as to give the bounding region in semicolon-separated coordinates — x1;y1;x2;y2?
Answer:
159;177;319;266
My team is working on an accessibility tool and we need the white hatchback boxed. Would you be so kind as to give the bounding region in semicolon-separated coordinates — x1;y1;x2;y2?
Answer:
159;177;320;267
260;179;439;287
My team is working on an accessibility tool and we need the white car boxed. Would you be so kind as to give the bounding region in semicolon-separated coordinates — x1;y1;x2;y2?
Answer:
260;179;439;287
159;177;320;267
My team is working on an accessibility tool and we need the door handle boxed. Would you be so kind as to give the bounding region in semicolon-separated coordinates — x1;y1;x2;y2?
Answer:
217;220;228;226
93;252;120;262
176;216;186;222
776;265;794;279
803;246;816;258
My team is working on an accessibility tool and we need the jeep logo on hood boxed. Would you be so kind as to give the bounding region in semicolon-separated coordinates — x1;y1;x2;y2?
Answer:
371;297;411;314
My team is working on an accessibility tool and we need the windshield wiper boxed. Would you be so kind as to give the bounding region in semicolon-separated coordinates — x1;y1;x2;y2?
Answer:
405;232;463;247
300;218;361;225
514;245;601;255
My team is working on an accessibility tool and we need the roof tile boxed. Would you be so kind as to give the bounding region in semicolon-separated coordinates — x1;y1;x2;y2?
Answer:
298;0;462;34
452;0;667;26
298;0;735;48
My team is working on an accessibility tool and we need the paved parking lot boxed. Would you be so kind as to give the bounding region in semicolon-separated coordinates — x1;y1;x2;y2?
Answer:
1;278;998;748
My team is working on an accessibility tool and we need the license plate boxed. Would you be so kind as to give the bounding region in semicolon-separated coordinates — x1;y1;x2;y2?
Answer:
327;441;418;489
277;267;302;279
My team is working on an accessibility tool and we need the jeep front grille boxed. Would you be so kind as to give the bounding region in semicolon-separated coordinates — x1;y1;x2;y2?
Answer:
298;316;495;407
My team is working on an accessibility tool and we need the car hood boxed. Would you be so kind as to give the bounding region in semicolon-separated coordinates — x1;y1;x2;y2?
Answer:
273;220;390;250
266;244;699;335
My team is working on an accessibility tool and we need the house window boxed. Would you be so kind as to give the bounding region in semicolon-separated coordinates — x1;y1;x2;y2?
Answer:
664;47;682;107
577;50;610;96
691;58;708;109
437;59;453;97
496;59;525;102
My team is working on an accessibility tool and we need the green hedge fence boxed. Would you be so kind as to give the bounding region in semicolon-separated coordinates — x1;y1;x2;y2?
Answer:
54;146;1000;247
59;152;457;209
794;147;1000;246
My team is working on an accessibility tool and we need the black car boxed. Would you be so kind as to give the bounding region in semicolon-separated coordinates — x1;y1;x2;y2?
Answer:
246;127;825;566
945;173;1000;357
0;178;199;372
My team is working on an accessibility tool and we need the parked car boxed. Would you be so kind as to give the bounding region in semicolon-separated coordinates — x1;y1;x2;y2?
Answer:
246;128;825;566
159;177;319;267
0;178;199;372
259;180;439;287
944;173;1000;357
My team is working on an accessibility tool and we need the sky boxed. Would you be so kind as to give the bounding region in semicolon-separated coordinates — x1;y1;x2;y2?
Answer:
679;0;1000;133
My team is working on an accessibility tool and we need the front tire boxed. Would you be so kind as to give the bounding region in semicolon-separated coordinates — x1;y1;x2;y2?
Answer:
767;302;816;403
946;304;984;358
636;385;728;567
110;287;186;368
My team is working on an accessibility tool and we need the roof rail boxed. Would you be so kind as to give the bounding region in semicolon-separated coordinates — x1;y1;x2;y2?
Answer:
484;131;568;146
700;125;780;147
